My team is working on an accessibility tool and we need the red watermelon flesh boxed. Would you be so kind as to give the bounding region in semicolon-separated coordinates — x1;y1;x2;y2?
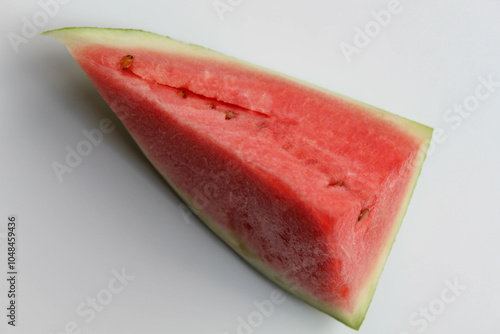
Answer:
43;27;433;329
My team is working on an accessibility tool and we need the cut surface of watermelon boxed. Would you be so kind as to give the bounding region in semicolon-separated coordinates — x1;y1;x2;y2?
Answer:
43;27;433;329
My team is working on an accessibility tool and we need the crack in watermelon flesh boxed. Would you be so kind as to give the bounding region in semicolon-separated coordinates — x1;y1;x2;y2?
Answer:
43;27;433;329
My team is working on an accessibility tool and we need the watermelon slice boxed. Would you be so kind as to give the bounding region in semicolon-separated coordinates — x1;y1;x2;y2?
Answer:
43;27;432;329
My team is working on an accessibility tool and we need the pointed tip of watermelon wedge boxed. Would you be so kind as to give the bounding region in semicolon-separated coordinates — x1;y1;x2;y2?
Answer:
43;27;156;40
42;27;216;59
42;27;166;52
43;26;433;331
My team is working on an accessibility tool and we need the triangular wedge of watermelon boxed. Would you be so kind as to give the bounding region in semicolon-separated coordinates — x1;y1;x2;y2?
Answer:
43;27;432;329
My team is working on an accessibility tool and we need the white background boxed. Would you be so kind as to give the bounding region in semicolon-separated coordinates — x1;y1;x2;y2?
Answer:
1;1;499;333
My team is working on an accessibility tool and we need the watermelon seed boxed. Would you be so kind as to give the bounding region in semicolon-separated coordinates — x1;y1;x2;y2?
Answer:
120;55;134;69
329;180;344;187
225;111;235;120
357;208;370;222
178;90;187;98
209;103;216;109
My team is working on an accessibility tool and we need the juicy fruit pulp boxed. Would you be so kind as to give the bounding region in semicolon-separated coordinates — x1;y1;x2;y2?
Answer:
43;27;433;329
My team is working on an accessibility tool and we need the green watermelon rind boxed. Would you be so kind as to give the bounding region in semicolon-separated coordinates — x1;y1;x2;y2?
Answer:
42;27;434;330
